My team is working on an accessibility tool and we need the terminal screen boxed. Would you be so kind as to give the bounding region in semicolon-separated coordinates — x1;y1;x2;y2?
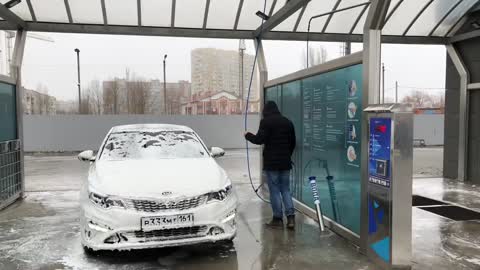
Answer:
369;118;392;188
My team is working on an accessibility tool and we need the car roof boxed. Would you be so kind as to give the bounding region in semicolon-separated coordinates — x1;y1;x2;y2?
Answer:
110;124;194;133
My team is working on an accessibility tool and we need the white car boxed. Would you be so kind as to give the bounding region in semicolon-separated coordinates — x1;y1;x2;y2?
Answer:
78;124;237;252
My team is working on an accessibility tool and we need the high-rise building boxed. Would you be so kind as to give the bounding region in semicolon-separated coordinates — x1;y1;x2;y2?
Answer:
191;48;259;103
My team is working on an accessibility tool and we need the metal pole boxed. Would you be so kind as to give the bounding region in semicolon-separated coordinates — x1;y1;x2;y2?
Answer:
345;41;351;55
239;39;246;113
240;50;244;112
75;48;81;113
163;54;167;115
382;62;385;104
395;81;398;103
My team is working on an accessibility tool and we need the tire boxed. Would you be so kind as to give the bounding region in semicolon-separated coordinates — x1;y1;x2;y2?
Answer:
83;245;99;256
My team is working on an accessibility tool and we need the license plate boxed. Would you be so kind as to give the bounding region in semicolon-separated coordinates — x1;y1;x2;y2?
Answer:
141;214;194;230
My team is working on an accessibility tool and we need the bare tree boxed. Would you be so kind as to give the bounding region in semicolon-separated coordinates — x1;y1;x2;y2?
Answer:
402;91;435;108
88;80;103;114
302;46;328;68
103;78;121;114
431;94;445;109
127;79;151;114
79;90;91;114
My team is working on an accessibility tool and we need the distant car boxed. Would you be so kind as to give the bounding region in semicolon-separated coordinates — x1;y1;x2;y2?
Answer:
78;124;237;252
413;139;427;148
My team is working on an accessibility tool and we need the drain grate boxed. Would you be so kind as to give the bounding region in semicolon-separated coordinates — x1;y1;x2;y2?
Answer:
419;205;480;221
412;195;448;207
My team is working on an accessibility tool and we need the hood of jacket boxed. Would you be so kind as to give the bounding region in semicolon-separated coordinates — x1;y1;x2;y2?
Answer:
263;101;281;118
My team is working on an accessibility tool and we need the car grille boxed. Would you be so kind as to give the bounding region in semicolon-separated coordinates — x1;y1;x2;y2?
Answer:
125;195;208;212
126;226;209;242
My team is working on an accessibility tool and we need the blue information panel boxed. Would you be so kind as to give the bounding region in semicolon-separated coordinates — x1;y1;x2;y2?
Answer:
368;118;392;188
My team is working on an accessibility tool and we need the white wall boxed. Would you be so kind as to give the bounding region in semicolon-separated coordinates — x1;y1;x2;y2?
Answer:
23;115;260;152
414;114;444;146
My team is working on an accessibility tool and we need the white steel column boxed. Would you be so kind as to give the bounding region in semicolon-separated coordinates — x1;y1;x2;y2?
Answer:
12;29;27;197
446;44;470;181
360;0;391;253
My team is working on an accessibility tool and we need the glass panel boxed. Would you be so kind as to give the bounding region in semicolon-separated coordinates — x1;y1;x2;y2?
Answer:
296;0;336;32
265;86;281;109
326;0;366;34
175;0;206;28
142;0;171;27
272;9;301;32
207;0;240;29
0;82;17;142
386;0;402;16
433;0;478;37
237;0;275;30
383;0;431;35
300;64;363;234
280;81;302;200
69;0;104;24
270;64;364;234
0;1;32;21
352;6;369;34
105;0;137;26
407;0;459;36
31;0;69;23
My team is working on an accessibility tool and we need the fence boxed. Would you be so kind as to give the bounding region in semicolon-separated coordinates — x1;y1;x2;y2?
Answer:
23;115;260;152
22;114;443;152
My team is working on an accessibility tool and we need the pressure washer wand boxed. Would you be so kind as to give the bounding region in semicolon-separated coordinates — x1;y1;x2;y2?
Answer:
309;176;325;231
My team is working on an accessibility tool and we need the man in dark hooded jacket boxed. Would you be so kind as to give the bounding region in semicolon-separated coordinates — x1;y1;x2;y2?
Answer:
245;101;296;229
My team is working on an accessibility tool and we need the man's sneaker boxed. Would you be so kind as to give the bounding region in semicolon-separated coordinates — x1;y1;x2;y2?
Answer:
266;217;283;228
287;215;295;230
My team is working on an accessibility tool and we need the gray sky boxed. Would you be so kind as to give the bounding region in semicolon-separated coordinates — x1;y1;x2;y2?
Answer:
21;33;446;101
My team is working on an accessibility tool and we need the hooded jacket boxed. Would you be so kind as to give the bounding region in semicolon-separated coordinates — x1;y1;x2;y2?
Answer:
245;101;296;171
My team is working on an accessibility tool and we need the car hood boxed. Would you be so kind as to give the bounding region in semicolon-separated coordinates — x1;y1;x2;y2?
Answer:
89;158;229;198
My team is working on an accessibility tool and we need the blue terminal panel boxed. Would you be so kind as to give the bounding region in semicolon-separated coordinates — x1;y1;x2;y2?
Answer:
367;117;393;265
368;118;392;188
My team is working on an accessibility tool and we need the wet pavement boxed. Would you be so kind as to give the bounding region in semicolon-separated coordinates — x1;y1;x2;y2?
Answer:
0;150;479;269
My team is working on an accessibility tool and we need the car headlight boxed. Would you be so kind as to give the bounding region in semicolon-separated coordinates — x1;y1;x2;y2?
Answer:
89;192;126;209
207;184;233;203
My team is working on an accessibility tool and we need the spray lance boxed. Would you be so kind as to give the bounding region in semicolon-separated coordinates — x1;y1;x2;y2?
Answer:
304;158;342;232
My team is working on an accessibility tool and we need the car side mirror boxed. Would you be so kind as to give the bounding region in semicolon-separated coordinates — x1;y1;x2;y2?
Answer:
211;147;225;158
78;150;96;162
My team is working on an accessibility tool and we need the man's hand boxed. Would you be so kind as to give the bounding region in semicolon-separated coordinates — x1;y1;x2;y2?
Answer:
244;131;250;137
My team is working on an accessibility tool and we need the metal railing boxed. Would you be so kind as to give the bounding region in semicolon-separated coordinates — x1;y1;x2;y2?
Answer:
0;139;22;210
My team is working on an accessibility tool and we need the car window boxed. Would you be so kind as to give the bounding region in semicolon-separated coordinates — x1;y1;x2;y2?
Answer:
99;130;208;160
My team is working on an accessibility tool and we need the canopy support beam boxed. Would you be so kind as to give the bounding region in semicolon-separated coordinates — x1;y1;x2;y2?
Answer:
0;4;26;29
12;29;27;198
360;0;391;255
253;0;309;37
450;29;480;43
446;44;470;181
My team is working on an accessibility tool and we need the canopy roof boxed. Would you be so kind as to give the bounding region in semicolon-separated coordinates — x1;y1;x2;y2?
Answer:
0;0;478;44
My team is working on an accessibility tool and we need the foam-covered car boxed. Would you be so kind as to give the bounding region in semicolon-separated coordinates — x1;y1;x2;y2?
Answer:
78;124;237;252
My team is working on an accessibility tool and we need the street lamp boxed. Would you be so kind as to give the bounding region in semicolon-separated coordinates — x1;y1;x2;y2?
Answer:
74;48;81;114
163;54;167;115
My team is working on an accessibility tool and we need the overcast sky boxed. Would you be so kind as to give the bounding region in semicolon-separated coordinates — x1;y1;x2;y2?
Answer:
21;33;446;101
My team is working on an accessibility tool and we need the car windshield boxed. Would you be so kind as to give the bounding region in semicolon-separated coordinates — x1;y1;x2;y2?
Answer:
100;130;208;160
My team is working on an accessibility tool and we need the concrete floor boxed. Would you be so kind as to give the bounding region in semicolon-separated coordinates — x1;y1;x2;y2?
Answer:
0;149;479;270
